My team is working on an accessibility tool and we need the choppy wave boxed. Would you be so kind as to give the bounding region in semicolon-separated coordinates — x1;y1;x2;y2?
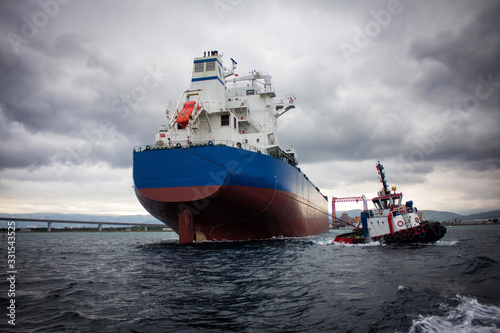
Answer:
461;256;499;275
409;295;500;333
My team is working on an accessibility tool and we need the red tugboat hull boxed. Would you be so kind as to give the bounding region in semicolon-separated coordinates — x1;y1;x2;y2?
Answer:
334;222;447;245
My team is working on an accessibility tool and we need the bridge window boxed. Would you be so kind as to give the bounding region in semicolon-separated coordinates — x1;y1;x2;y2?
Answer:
194;62;204;72
206;61;216;71
221;114;230;126
381;199;390;209
246;89;255;95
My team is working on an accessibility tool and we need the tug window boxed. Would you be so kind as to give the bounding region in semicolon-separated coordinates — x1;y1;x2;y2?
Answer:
221;114;230;126
194;62;204;72
205;61;216;71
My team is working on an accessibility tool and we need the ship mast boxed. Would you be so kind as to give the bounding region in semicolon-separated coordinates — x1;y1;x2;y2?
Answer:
376;161;390;196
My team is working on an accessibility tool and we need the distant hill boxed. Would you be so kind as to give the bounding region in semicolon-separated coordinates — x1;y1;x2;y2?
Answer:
419;210;462;222
465;210;500;220
339;209;500;222
338;209;461;221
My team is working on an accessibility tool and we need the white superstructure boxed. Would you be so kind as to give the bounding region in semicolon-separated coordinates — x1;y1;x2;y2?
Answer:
365;190;421;238
155;50;298;165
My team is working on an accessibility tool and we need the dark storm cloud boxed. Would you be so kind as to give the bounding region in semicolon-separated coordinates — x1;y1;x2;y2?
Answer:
408;0;500;113
406;1;500;166
0;32;121;135
409;1;500;93
0;112;55;170
0;2;171;171
276;0;500;175
0;40;118;170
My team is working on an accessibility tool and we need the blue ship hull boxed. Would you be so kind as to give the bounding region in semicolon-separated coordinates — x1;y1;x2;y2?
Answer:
133;145;329;241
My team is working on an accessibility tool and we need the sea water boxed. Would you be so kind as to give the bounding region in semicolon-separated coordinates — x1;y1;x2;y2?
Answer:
0;225;499;332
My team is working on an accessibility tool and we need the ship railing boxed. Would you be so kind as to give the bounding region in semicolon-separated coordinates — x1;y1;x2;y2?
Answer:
133;140;328;199
133;140;264;154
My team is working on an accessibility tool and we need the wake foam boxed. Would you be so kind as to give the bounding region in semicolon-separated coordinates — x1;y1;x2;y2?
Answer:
409;295;500;333
434;240;459;246
312;238;458;247
330;240;380;247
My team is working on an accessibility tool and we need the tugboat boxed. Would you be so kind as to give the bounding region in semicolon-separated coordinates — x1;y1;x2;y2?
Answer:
333;162;446;245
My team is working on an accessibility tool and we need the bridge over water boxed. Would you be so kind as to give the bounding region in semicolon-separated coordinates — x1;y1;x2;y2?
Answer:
0;217;166;232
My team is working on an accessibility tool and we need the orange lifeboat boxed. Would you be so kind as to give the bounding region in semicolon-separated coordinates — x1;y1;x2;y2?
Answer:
176;101;196;129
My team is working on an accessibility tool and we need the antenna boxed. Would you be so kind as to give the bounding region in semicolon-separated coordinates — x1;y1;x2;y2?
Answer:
230;58;237;71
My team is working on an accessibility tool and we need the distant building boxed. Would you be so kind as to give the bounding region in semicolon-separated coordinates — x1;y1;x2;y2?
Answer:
330;212;357;229
340;212;355;225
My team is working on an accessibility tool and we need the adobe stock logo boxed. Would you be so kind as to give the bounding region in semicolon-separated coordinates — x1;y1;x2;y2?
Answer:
214;0;244;20
7;0;72;54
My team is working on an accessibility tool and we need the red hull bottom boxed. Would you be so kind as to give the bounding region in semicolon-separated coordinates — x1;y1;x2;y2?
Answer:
136;185;329;242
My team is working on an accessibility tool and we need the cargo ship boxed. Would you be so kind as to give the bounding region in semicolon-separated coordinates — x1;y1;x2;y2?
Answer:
133;51;329;243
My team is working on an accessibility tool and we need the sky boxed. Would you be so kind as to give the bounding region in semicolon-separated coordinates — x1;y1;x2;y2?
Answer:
0;0;499;216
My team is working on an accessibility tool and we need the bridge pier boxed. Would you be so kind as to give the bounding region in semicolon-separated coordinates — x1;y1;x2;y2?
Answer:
98;224;102;232
143;226;148;232
47;222;51;232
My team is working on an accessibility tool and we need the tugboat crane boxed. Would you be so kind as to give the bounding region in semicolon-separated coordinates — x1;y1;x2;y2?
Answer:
331;195;367;220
